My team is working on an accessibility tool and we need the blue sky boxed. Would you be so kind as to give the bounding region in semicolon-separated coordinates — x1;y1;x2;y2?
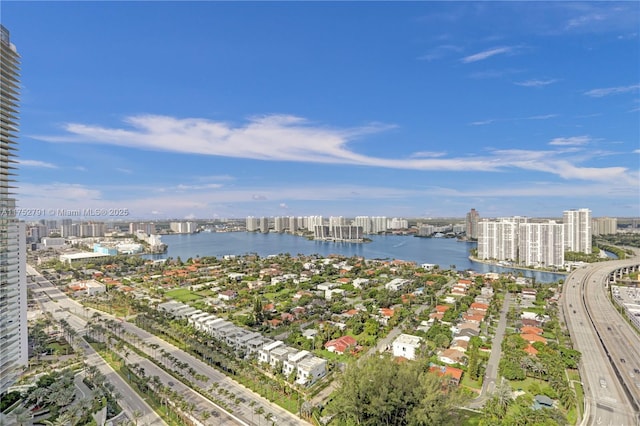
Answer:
4;1;639;220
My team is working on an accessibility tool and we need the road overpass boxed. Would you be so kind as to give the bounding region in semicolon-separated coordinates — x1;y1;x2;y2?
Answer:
563;257;640;426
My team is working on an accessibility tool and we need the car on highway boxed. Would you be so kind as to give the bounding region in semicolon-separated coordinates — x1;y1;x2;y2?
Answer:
635;368;640;374
621;358;626;363
599;378;607;388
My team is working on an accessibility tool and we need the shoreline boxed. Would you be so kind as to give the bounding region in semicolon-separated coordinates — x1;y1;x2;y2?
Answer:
468;256;569;276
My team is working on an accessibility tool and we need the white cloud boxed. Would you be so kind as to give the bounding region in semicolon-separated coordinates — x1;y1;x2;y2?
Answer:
469;119;495;126
16;179;638;219
116;168;133;174
515;79;558;87
176;183;223;191
584;84;640;97
19;159;58;169
526;114;558;120
548;136;591;146
417;44;462;61
33;114;634;184
461;46;514;63
18;182;102;202
409;151;447;158
634;149;640;154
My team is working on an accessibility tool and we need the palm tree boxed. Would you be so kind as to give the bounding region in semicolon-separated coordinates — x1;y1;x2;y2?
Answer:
132;410;143;426
11;406;31;426
43;412;74;426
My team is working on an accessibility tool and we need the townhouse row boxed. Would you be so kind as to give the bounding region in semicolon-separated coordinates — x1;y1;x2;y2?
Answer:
158;301;327;385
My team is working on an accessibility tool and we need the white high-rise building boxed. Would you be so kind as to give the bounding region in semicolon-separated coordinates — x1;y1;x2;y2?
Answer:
129;222;156;235
170;221;196;234
273;216;286;233
477;219;519;262
388;218;408;230
354;216;372;234
259;217;269;233
246;216;259;232
0;25;28;394
518;221;564;267
329;216;347;227
307;216;323;231
288;216;298;233
592;217;617;236
563;209;592;254
371;216;387;233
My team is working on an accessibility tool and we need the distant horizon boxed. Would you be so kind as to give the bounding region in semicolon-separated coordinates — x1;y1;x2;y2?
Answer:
4;2;639;218
25;212;640;225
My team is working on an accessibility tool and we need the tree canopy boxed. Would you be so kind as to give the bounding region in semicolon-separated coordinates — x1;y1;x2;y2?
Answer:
328;354;468;425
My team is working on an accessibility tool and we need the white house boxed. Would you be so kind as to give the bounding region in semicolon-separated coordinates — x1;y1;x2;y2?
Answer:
392;334;423;360
258;341;284;365
296;356;327;385
385;278;411;291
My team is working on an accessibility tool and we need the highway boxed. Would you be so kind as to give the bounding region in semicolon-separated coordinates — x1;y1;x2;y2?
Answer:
563;258;640;426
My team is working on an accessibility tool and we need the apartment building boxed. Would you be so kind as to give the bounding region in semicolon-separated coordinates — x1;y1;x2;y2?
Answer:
0;25;28;394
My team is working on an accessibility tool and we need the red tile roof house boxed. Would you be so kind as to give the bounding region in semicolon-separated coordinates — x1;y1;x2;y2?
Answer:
520;326;543;335
378;308;395;325
429;365;464;386
435;305;451;313
324;335;357;354
520;333;547;344
524;344;539;356
470;302;489;312
462;313;485;324
429;312;445;321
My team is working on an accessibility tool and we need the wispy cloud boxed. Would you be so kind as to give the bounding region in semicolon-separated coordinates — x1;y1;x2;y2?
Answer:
409;151;447;158
19;159;58;169
515;79;558;88
634;149;640;154
176;183;224;191
116;168;133;174
548;136;592;146
584;84;640;98
470;120;495;126
461;46;514;63
33;114;634;184
19;182;102;202
417;44;462;61
469;114;557;126
526;114;558;120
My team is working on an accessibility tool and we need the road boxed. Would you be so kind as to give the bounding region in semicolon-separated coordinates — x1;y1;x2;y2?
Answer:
468;292;512;409
28;265;305;425
562;258;640;426
27;265;166;426
115;320;305;426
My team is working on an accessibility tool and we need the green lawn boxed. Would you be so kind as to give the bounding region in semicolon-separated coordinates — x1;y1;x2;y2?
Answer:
569;381;584;425
455;409;482;426
461;374;482;390
165;288;203;302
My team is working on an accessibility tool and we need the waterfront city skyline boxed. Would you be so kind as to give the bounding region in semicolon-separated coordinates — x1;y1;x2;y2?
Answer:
3;2;639;220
